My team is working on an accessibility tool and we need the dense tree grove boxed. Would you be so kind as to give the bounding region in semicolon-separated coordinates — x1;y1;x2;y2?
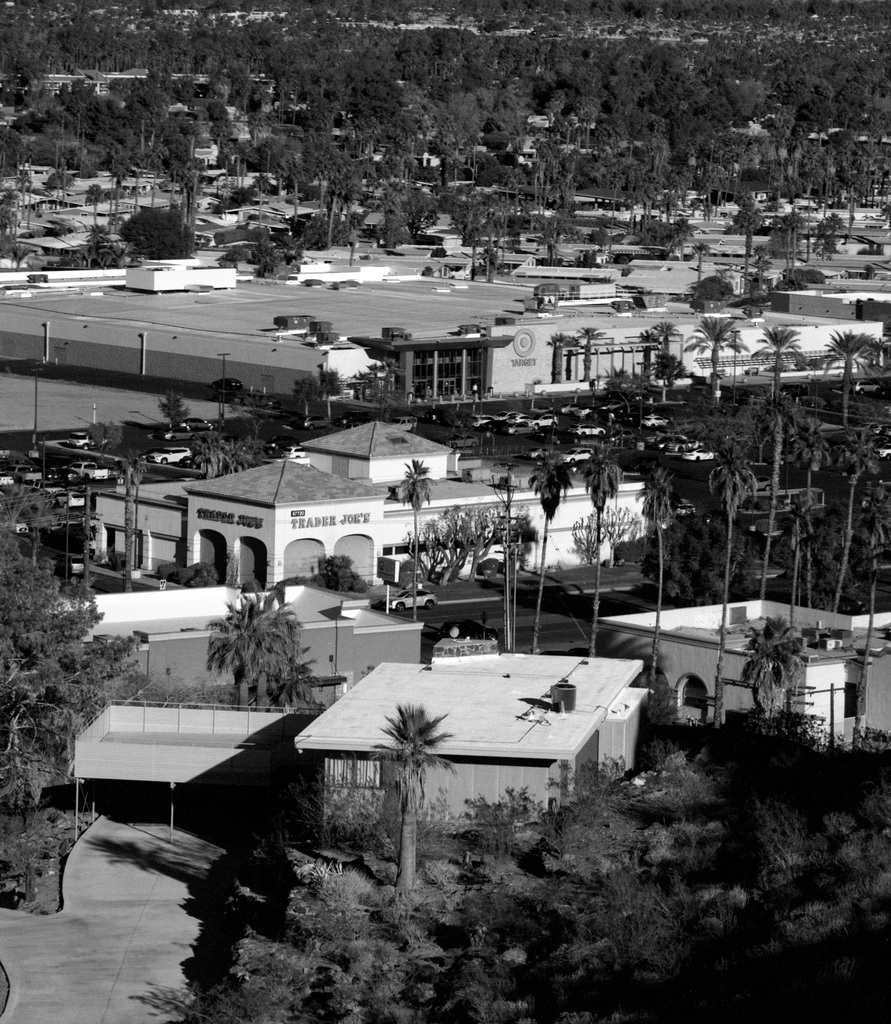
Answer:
5;1;891;222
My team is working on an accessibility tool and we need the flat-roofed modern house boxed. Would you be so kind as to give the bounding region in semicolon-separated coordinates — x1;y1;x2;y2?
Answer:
598;600;891;740
294;650;647;816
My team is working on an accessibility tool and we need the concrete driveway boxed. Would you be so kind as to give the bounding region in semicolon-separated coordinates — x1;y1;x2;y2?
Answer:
0;816;228;1023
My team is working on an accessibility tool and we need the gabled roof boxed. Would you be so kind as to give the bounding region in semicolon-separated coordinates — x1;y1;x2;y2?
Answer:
184;462;383;505
303;421;453;460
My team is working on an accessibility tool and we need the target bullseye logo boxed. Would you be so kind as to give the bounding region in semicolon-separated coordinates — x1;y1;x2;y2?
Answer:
513;331;535;357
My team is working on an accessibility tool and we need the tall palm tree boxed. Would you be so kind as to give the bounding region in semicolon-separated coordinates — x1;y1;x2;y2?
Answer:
789;415;832;499
784;494;820;623
119;454;145;593
825;330;880;427
549;331;572;384
691;241;710;284
584;443;623;656
529;450;572;654
398;460;432;620
709;440;757;727
756;326;802;599
641;466;674;681
855;483;891;744
206;593;298;707
740;616;801;717
685;317;746;405
834;428;879;613
375;704;454;893
651;320;682;359
84;183;105;227
576;326;606;384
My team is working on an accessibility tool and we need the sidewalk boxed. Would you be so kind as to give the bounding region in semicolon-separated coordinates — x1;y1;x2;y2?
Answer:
0;817;228;1023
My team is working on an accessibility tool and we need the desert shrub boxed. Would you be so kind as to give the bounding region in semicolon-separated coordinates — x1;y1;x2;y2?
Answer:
286;776;392;858
637;751;719;822
186;562;219;587
614;535;648;562
107;550;126;571
641;737;682;771
860;770;891;832
645;819;725;875
466;787;542;858
317;866;378;914
157;560;179;580
423;858;461;888
750;798;812;885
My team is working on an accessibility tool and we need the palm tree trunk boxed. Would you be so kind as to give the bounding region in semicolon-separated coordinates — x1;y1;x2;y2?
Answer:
714;516;734;728
833;478;858;613
711;346;720;405
412;507;419;620
396;801;417;893
588;514;604;656
235;670;248;708
842;359;851;427
123;471;134;593
531;522;550;655
789;541;801;630
651;526;664;673
856;564;877;747
760;412;784;598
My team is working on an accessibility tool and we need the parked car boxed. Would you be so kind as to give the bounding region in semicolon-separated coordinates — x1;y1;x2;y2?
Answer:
561;447;595;466
299;414;331;430
527;413;557;429
448;435;478;450
681;445;716;462
659;434;691;453
66;460;113;481
210;377;243;393
673;498;697;517
162;424;203;440
571;422;607;438
391;415;418;430
436;619;499;642
470;414;495;430
143;446;192;465
179;417;214;431
60;431;92;449
877;444;891;460
0;468;14;486
389;589;438;612
494;419;534;435
640;413;670;429
266;445;309;463
559;402;594;418
332;412;372;429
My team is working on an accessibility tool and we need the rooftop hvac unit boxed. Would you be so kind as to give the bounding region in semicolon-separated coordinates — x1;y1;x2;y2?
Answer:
315;332;339;344
382;326;407;340
458;323;483;336
309;320;333;333
494;316;516;326
551;682;577;713
461;468;474;482
818;637;843;651
802;653;821;665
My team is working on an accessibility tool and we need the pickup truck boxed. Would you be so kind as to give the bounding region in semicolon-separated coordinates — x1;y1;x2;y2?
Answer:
67;461;113;481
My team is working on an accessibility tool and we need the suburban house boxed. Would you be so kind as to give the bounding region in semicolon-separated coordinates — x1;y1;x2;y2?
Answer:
294;649;647;816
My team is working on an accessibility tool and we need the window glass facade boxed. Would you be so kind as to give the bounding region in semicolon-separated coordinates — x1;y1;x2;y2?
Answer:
410;346;483;399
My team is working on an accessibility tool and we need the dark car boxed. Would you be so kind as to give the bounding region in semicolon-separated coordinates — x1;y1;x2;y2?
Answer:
210;377;244;393
437;619;499;642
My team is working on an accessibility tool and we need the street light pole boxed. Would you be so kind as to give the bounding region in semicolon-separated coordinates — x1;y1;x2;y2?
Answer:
32;369;38;445
218;352;230;431
492;463;518;652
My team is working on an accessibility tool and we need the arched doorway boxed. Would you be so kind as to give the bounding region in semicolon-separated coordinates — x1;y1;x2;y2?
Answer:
333;534;374;578
678;674;710;723
238;536;267;587
196;529;227;582
283;538;325;578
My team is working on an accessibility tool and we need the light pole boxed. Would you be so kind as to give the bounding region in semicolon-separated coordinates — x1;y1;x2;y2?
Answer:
217;352;230;431
492;463;519;652
32;368;39;445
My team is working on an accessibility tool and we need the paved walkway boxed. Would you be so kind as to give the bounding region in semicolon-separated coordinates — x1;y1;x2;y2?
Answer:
0;817;228;1023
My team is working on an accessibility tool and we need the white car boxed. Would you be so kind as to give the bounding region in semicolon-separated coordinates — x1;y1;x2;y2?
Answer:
559;403;594;418
681;446;716;462
878;445;891;459
527;413;557;428
641;413;670;429
143;446;192;465
389;589;438;612
62;431;92;449
561;447;595;466
571;422;607;438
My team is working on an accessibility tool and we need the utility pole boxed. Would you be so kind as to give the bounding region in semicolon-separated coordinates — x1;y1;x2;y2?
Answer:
492;463;519;652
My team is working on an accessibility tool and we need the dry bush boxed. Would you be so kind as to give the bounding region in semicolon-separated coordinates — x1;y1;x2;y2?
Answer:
860;770;891;832
750;798;813;885
423;858;461;888
645;819;724;875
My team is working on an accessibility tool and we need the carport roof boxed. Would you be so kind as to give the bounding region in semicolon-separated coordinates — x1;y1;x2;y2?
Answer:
184;461;384;505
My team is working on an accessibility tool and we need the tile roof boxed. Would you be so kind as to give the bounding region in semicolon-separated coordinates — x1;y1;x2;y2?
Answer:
184;462;384;505
303;421;453;459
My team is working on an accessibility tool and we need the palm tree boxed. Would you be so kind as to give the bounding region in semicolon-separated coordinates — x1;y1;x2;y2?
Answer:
84;184;105;227
398;460;432;620
740;616;801;717
641;466;674;681
670;216;693;259
855;483;891;744
755;327;802;598
709;439;757;727
789;415;832;499
825;330;880;427
206;593;298;707
549;332;572;384
119;454;145;593
375;704;454;893
834;428;879;613
783;493;817;624
576;326;606;384
685;317;746;405
529;450;572;654
584;443;623;656
691;241;710;284
651;320;681;359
